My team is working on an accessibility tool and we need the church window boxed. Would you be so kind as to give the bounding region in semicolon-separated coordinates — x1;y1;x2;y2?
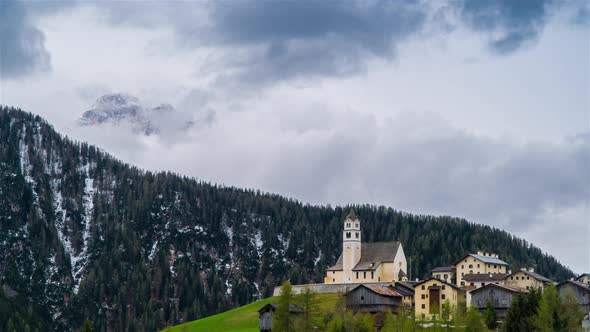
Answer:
346;232;351;239
355;232;359;239
346;223;351;228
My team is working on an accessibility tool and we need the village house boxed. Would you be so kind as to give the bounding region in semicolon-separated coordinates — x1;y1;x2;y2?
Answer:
577;273;590;286
414;278;465;319
432;266;456;284
462;273;507;305
454;252;509;286
470;283;527;320
504;268;551;290
324;212;407;284
345;284;403;314
556;280;590;316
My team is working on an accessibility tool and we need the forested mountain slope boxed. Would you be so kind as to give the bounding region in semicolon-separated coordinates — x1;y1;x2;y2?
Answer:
0;106;574;331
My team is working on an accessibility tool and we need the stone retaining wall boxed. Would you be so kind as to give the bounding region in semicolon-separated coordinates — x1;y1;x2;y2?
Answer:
272;282;393;296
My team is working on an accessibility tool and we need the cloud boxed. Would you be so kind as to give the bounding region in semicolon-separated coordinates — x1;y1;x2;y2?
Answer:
0;0;51;79
454;0;556;54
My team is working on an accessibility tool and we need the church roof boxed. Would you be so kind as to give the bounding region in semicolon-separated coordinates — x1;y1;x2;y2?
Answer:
346;210;359;221
326;241;402;271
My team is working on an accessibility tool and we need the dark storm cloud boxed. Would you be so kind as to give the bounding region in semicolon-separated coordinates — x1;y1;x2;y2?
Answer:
455;0;558;54
198;0;428;83
0;0;51;79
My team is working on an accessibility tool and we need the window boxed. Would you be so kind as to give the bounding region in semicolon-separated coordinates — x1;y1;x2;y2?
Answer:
332;278;335;282
477;264;480;268
460;281;465;286
421;294;426;299
482;283;486;286
469;264;473;268
511;276;514;280
333;271;335;275
355;232;359;239
355;223;358;228
361;296;364;300
356;272;359;279
442;285;446;290
516;277;519;280
422;304;426;309
371;272;374;279
346;232;351;239
462;265;464;269
461;273;464;277
469;270;473;274
494;265;497;268
347;223;351;228
363;272;366;279
378;277;381;281
443;274;448;279
470;283;475;286
442;294;446;300
422;285;425;290
527;277;530;280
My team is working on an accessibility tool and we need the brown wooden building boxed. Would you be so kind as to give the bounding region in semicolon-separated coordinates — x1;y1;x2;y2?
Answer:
258;303;304;332
345;284;403;313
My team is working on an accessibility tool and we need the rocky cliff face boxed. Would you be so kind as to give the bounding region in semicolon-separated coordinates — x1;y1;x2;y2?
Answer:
78;94;193;135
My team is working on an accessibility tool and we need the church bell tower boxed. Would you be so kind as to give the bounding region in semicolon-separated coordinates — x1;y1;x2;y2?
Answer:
342;211;361;282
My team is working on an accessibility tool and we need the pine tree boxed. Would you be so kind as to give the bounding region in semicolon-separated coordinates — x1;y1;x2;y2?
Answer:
273;281;294;332
483;300;497;330
295;287;318;332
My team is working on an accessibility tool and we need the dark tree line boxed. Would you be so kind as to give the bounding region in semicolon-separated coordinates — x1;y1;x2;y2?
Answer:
0;106;575;331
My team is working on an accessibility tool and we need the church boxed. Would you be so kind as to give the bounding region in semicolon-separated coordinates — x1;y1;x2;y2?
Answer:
324;211;408;284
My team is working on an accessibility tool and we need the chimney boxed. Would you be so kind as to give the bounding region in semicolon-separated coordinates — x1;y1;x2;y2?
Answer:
529;267;534;272
477;251;483;256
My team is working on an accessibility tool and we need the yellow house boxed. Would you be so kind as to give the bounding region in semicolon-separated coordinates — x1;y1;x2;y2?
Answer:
576;273;590;286
414;278;465;319
324;211;407;284
505;268;551;290
454;252;509;287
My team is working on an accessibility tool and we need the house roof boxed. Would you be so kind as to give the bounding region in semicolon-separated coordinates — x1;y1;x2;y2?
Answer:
576;273;590;280
347;284;402;297
258;303;305;313
463;273;508;282
454;253;509;266
413;277;463;291
507;270;551;283
391;284;414;296
432;266;455;273
469;283;527;294
327;241;402;271
557;280;590;292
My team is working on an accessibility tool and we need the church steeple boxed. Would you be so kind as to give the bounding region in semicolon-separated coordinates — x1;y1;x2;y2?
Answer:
342;210;362;282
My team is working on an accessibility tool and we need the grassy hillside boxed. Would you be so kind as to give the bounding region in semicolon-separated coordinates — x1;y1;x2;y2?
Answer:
165;293;341;332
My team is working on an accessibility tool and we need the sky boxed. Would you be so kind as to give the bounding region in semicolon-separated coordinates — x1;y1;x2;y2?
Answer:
1;0;589;273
